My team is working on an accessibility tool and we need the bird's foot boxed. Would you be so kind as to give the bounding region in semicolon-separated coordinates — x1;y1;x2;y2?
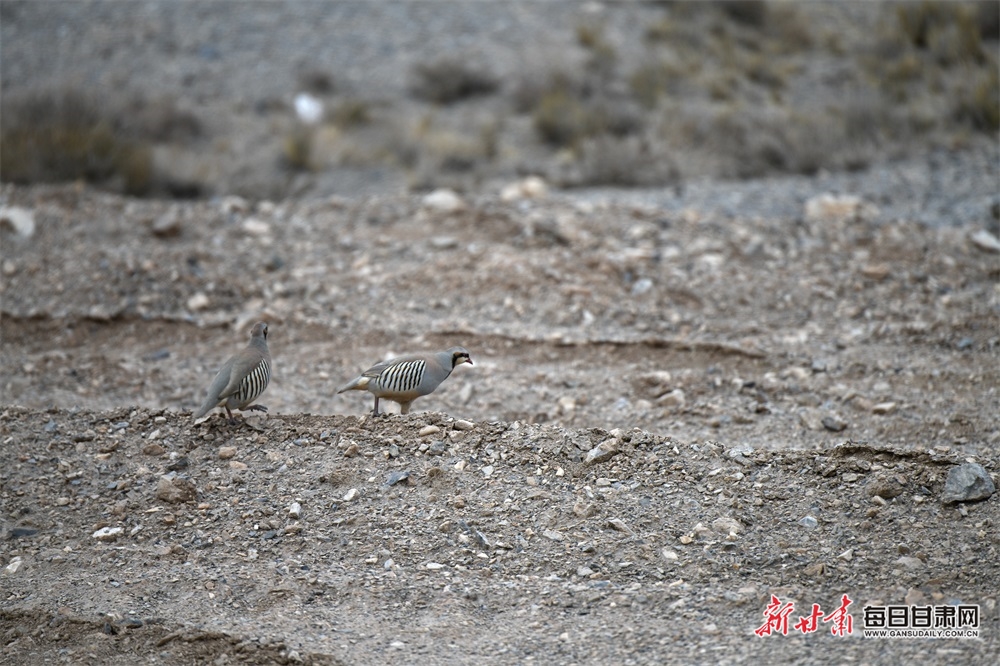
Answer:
245;404;268;413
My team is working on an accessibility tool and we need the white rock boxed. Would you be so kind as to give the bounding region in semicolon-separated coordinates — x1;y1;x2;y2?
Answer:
3;557;23;575
542;530;565;541
92;527;124;542
294;92;324;124
661;549;679;562
658;388;686;408
418;425;440;437
342;488;358;502
452;420;475;431
242;218;271;236
804;193;879;223
500;176;549;201
288;502;302;519
0;206;35;239
187;292;210;311
970;229;1000;253
425;562;445;570
422;189;465;212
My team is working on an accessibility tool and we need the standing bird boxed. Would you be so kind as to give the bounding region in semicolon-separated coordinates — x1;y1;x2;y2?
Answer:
193;322;272;423
337;347;472;415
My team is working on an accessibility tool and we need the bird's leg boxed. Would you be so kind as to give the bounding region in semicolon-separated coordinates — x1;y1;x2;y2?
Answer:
371;397;382;417
400;402;411;415
225;406;238;426
245;404;268;413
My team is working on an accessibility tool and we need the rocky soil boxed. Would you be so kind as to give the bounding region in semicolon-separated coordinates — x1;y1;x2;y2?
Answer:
2;1;1000;664
2;140;999;664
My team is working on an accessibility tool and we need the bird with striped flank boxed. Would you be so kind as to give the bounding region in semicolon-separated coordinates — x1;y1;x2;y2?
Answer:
194;321;272;424
337;346;472;415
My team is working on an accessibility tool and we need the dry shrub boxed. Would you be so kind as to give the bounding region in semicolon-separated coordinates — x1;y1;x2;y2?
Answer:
410;57;499;104
1;88;153;195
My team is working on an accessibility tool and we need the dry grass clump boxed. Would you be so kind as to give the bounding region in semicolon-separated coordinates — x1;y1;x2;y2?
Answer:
1;88;154;195
410;56;499;104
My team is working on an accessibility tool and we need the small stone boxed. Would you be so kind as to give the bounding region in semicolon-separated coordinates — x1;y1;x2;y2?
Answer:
860;264;890;280
386;471;410;486
430;236;459;249
711;517;741;536
92;527;124;542
838;549;854;561
822;415;847;432
343;443;360;457
218;446;237;459
573;500;596;517
143;443;165;456
798;515;818;529
896;556;924;570
425;562;446;570
242;218;271;236
607;518;633;533
151;211;182;238
500;176;548;201
187;292;210;311
453;420;474;431
343;488;358;502
584;437;619;465
288;502;302;519
842;472;859;483
969;229;1000;253
418;425;440;438
229;461;248;471
941;463;996;504
3;557;23;575
558;396;576;413
542;530;565;541
658;388;686;408
661;549;679;562
155;475;197;504
481;465;494;478
422;189;465;212
679;535;694;545
804;193;878;223
0;206;36;238
872;402;897;415
577;566;594;577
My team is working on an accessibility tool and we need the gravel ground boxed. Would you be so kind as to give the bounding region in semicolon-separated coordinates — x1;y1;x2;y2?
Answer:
2;1;999;664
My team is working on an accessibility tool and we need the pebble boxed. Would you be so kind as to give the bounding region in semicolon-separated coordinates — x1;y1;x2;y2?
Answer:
155;475;197;504
386;471;410;486
0;206;36;238
584;437;619;465
822;415;847;432
143;443;165;456
543;530;565;541
418;425;440;437
452;420;474;431
151;211;182;237
343;488;359;502
481;465;494;478
940;463;996;504
872;402;897;415
229;461;248;471
425;562;446;570
218;446;237;459
838;549;854;561
3;557;23;575
661;549;679;562
711;517;741;535
969;229;1000;253
896;556;924;570
187;292;210;311
422;189;465;212
607;518;633;533
288;502;302;519
658;388;686;408
92;526;123;542
242;218;271;236
798;515;818;529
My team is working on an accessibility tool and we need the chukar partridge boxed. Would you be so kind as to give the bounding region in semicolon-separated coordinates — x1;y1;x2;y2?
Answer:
337;346;472;415
194;322;272;423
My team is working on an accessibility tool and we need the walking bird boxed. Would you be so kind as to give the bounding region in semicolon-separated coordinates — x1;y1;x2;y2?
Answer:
337;347;472;415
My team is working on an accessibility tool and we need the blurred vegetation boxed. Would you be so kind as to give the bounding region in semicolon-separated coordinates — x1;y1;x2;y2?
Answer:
1;88;207;196
3;1;996;196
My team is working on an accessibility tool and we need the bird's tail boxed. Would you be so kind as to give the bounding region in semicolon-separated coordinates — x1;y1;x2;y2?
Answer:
192;397;216;420
336;376;368;394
